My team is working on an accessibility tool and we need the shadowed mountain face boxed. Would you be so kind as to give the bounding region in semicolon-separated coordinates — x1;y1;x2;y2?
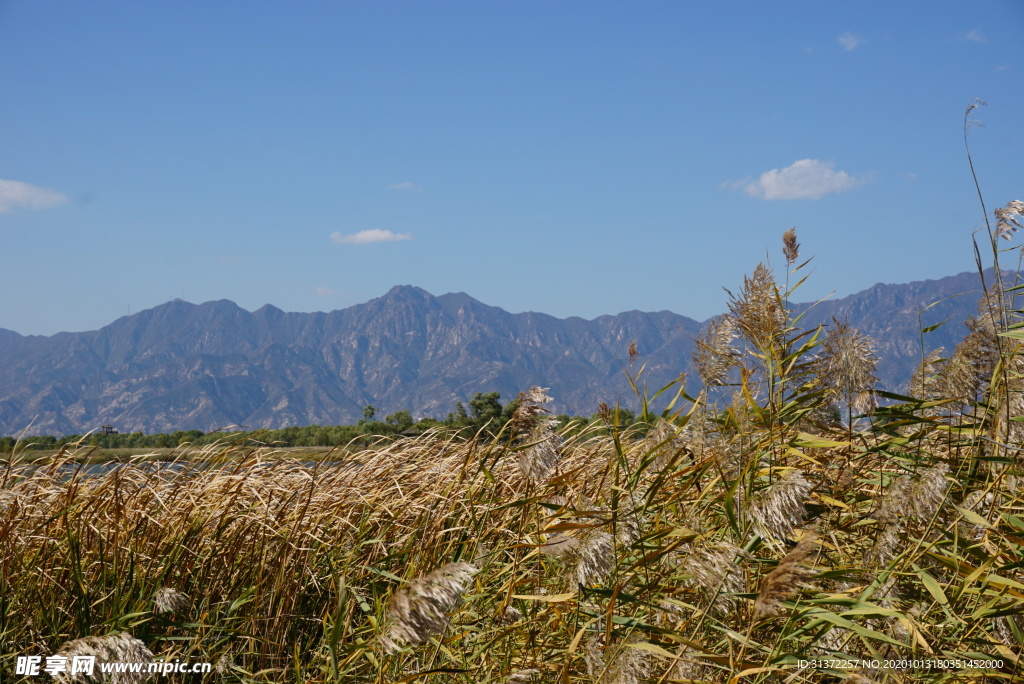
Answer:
0;271;992;435
0;287;702;435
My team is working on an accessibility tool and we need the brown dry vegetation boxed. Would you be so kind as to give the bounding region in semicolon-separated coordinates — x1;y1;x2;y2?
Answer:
4;195;1024;682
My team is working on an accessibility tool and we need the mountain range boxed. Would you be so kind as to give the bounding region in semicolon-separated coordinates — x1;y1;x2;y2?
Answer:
0;270;993;436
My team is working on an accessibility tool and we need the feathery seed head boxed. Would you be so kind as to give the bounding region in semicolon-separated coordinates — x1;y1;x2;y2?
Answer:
693;315;740;387
497;605;523;626
215;654;234;675
995;200;1024;241
540;531;581;558
0;488;18;515
819;319;879;416
728;263;786;354
518;429;562;483
865;523;902;568
584;637;651;684
909;348;946;401
512;386;554;428
747;469;813;543
754;532;818;617
53;633;154;684
513;387;563;482
678;542;745;611
941;312;1000;402
874;464;949;525
379;562;477;653
782;227;800;265
152;587;190;615
572;531;616;587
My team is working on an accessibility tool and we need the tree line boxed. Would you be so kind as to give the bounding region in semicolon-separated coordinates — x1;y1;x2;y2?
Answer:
0;392;618;452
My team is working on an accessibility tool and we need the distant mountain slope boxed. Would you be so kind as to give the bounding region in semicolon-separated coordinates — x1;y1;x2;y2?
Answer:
796;270;989;391
0;287;702;434
0;271;994;435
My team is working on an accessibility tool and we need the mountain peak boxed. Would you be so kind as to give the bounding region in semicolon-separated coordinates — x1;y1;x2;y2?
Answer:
0;270;1000;435
383;284;432;297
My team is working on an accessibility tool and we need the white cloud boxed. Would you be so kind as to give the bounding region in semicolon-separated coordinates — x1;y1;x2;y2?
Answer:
387;182;423;192
329;229;413;244
959;29;987;43
314;285;340;296
0;179;68;213
838;32;865;51
729;159;867;200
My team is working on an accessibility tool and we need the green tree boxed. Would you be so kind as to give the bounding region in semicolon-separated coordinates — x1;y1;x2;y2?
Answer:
385;410;415;431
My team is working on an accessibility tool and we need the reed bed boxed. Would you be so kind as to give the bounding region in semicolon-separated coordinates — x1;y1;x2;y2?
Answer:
4;205;1024;682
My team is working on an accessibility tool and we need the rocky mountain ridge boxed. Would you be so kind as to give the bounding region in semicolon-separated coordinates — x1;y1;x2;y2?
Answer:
0;270;994;435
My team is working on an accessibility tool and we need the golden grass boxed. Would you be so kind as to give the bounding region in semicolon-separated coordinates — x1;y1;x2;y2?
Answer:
2;406;1022;683
4;216;1024;682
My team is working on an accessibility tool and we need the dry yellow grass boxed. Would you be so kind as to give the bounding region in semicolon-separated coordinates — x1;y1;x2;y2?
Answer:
4;220;1024;682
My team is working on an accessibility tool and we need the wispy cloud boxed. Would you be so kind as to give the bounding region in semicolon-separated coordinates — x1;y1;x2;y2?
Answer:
0;179;68;213
330;229;413;245
387;182;423;192
726;159;867;200
837;32;865;51
314;285;340;296
958;29;987;43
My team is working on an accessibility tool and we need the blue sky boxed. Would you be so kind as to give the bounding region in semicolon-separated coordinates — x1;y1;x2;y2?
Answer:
1;1;1021;336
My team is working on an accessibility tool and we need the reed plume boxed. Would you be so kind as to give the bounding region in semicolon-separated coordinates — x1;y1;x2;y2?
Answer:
940;315;998;403
584;637;651;684
379;562;477;653
867;464;949;566
908;348;945;401
782;227;800;265
746;469;813;543
571;530;616;587
873;464;949;525
728;263;786;355
753;532;818;617
693;315;740;387
677;542;745;611
514;386;563;482
53;633;154;684
994;199;1024;241
152;587;190;615
819;318;879;419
